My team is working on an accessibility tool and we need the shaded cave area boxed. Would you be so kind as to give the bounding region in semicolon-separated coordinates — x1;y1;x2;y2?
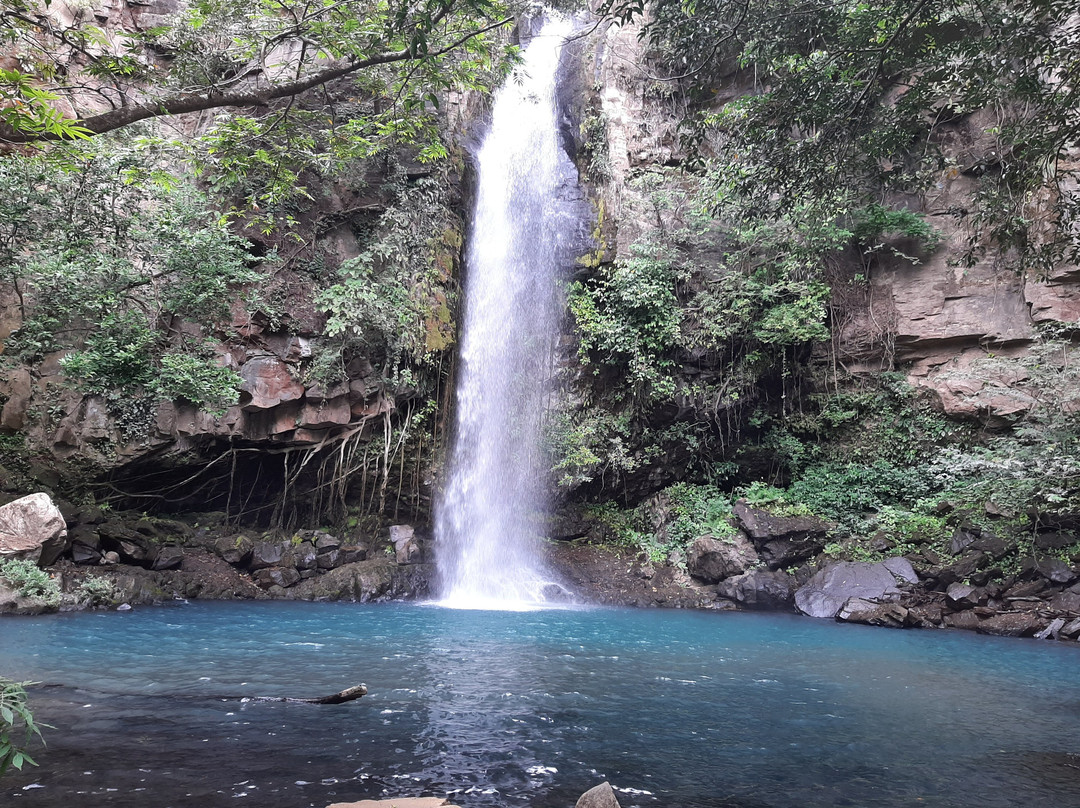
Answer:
97;433;431;533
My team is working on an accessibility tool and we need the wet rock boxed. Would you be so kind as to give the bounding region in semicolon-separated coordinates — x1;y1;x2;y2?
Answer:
943;610;982;630
0;492;68;565
1035;532;1075;551
686;533;758;583
151;546;184;571
949;529;977;555
715;569;795;609
794;561;905;619
327;798;461;808
837;598;912;628
977;612;1046;637
733;501;831;568
285;558;433;602
1004;579;1047;599
575;782;622;808
339;545;367;565
249;541;286;570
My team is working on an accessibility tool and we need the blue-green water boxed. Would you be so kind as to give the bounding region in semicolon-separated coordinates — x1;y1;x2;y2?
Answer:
1;602;1078;808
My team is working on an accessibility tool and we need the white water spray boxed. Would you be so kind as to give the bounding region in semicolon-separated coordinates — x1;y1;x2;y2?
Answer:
435;17;581;609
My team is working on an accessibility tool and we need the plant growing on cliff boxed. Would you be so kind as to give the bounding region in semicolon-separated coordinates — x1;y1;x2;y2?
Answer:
1;142;257;413
0;677;45;776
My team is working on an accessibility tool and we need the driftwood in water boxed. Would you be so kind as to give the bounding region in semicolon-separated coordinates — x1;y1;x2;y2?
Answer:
239;683;368;704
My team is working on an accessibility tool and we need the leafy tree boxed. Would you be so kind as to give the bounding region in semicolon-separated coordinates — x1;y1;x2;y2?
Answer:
0;140;261;412
0;0;515;142
605;0;1080;269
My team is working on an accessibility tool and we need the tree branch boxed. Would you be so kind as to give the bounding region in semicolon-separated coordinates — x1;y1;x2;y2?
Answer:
0;16;513;144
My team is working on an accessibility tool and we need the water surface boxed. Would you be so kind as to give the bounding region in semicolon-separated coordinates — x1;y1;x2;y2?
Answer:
1;602;1078;807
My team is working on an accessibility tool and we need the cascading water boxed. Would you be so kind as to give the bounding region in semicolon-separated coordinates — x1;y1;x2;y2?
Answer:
435;16;582;609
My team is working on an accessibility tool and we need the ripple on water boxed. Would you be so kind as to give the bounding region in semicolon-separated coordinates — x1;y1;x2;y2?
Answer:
0;602;1079;808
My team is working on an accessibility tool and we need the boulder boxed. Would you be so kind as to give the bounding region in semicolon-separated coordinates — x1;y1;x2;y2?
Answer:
715;569;795;610
214;535;253;566
1049;591;1080;614
151;546;184;571
686;533;758;583
837;598;913;628
575;782;622;808
732;501;831;568
253;566;302;589
1035;617;1066;640
943;609;983;630
0;492;68;565
327;799;461;808
293;541;318;570
286;558;434;602
317;549;342;569
390;524;422;565
794;560;908;619
1060;618;1080;639
977;612;1046;638
945;582;981;609
249;540;287;570
1035;557;1076;585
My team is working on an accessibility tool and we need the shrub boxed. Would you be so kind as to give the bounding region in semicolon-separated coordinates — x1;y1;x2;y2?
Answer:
0;559;61;607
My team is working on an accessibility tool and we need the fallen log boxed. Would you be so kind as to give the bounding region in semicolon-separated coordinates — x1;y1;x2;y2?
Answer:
241;683;368;704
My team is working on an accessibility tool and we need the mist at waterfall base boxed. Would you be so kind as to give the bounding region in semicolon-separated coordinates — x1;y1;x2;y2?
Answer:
434;17;582;609
3;603;1080;808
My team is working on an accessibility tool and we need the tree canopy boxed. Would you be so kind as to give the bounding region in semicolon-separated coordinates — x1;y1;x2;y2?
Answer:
0;0;514;143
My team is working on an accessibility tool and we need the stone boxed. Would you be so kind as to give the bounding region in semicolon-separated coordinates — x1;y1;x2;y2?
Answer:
977;612;1046;638
715;569;795;610
317;549;342;569
794;561;903;619
946;582;981;609
1060;618;1080;639
837;598;912;628
1004;579;1047;599
575;782;622;808
1049;591;1080;614
1035;557;1076;584
943;610;982;630
294;541;318;570
949;529;977;555
1035;532;1076;551
151;546;184;571
732;501;831;568
686;533;758;583
315;534;342;551
253;566;301;589
298;396;351;428
0;367;31;431
339;545;367;564
101;551;120;565
1035;617;1066;640
214;535;253;566
0;492;68;565
390;524;422;565
249;541;286;570
71;540;102;565
882;556;919;584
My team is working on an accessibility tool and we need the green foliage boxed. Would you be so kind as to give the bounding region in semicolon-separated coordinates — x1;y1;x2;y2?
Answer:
318;173;461;384
74;576;118;607
0;141;259;414
570;239;684;399
0;676;45;777
609;0;1078;270
0;558;61;607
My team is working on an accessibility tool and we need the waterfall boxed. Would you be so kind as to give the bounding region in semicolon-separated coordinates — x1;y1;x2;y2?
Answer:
435;16;581;609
